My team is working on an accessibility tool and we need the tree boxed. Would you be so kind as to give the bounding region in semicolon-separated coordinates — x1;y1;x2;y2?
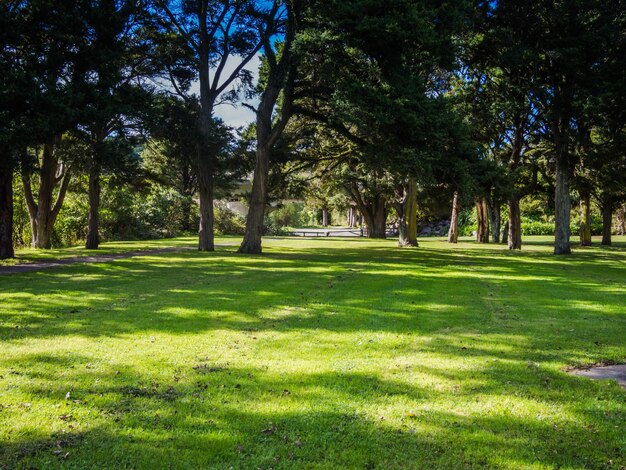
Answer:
153;0;283;251
2;0;92;250
239;0;302;254
74;0;157;250
480;0;620;254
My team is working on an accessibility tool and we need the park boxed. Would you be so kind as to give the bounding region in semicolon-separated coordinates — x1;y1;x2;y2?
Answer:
1;1;625;469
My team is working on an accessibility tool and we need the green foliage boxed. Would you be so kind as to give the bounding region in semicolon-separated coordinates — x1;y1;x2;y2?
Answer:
520;221;554;236
267;202;305;229
214;202;246;236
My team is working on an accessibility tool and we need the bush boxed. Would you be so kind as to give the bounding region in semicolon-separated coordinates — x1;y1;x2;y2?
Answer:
521;220;554;236
267;202;304;228
214;202;246;235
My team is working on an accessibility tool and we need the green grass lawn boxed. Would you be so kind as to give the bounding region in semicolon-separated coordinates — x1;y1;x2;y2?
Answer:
0;236;625;469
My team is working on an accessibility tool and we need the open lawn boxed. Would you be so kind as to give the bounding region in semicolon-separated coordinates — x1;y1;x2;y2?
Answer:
0;236;625;469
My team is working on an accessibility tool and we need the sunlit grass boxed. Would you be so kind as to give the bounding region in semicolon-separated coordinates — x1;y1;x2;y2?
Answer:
0;236;625;468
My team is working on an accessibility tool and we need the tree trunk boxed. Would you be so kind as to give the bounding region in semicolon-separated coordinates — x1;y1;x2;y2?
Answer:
501;221;509;245
579;192;592;246
239;144;270;254
398;178;418;247
85;165;101;249
23;140;70;249
0;154;14;260
601;200;613;246
554;156;572;254
321;207;329;227
368;199;387;238
475;197;489;243
508;195;522;250
448;191;459;244
617;206;625;236
489;197;501;243
197;161;215;252
357;191;387;239
347;207;357;228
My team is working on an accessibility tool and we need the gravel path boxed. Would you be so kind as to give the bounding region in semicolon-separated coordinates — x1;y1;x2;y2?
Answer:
0;245;209;276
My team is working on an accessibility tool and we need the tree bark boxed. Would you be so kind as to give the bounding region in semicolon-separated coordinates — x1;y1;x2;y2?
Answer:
23;140;70;249
85;164;101;249
554;155;572;254
239;143;269;254
347;206;357;228
238;3;297;255
601;200;613;246
368;198;387;238
321;207;329;227
448;191;459;244
0;154;14;259
489;197;501;243
617;206;625;236
501;221;509;245
508;195;522;250
579;192;592;246
197;158;215;251
475;197;489;243
398;178;418;247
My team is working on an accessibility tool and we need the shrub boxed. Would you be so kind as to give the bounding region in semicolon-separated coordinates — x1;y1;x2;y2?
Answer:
268;202;304;228
214;202;246;235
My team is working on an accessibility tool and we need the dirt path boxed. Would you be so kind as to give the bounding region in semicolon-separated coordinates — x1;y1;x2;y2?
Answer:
0;245;234;276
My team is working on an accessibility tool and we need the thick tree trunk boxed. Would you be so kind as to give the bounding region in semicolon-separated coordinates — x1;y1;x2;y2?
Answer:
554;157;571;254
508;195;522;250
489;198;501;244
475;197;489;243
23;140;70;249
579;192;592;246
85;165;101;249
239;144;270;254
357;193;387;239
601;200;613;246
448;191;459;244
368;200;387;239
398;178;418;247
0;155;14;260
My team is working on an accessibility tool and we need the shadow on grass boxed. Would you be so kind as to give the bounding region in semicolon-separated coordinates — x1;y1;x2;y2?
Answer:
2;351;624;468
1;241;624;467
